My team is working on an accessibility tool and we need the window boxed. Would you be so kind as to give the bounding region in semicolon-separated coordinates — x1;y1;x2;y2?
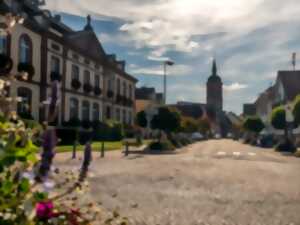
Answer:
72;53;79;61
108;79;114;91
19;34;32;63
51;43;60;51
117;79;121;95
17;87;32;116
129;85;132;99
82;101;90;121
92;103;100;121
51;56;60;73
128;111;132;124
122;109;126;124
0;36;7;54
84;70;90;84
71;65;79;80
69;98;79;120
123;82;127;97
106;106;111;119
95;75;100;88
116;108;120;121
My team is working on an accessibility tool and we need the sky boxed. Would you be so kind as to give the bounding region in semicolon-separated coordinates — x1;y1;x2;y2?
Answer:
44;0;300;114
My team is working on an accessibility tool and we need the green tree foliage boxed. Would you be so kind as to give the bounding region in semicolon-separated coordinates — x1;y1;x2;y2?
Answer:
135;110;148;128
243;116;265;133
198;118;211;135
271;106;286;130
181;117;199;133
151;107;181;133
293;95;300;126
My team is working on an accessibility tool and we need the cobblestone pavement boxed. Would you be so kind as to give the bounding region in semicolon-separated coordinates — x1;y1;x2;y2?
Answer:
55;140;300;225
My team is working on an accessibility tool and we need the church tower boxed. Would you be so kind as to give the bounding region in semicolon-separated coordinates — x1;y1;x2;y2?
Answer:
207;58;223;112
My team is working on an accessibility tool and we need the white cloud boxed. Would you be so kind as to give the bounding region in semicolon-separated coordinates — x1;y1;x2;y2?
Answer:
129;64;192;76
224;83;248;92
44;0;300;113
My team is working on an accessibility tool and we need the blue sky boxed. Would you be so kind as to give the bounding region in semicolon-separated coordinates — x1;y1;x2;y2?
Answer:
44;0;300;114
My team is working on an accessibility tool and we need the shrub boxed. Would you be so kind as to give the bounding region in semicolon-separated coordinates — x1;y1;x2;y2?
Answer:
0;54;13;75
94;87;102;96
271;106;286;130
71;79;81;90
81;120;92;129
17;62;35;80
109;122;124;141
56;128;77;145
63;117;81;128
18;111;34;120
293;95;300;126
148;140;175;151
151;107;181;134
243;116;265;133
107;90;114;98
136;110;147;128
92;120;110;141
83;83;93;93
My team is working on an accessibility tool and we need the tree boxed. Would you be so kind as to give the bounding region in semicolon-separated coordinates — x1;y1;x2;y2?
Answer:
151;107;181;134
243;116;265;134
271;106;297;152
135;110;147;128
293;95;300;126
198;118;211;136
181;116;199;133
271;106;286;130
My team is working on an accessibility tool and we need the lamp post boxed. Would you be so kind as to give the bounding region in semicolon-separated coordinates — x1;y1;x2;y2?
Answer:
163;60;174;105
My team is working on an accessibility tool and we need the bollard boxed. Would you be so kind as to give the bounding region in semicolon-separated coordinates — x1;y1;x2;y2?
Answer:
124;141;129;157
72;141;77;159
101;141;105;158
79;141;92;182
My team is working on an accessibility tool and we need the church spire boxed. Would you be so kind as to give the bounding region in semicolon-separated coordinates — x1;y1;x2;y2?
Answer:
212;58;217;76
84;15;93;31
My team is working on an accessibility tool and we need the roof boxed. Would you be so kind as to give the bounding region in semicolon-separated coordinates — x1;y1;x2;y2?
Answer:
65;30;106;60
169;103;204;119
135;87;156;100
277;70;300;101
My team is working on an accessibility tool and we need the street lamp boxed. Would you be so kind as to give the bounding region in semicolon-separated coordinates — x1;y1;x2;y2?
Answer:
163;60;174;105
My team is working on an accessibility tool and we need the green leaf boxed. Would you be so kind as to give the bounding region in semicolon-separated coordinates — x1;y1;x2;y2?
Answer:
33;192;48;202
2;180;13;194
26;153;37;163
19;178;30;193
2;156;16;167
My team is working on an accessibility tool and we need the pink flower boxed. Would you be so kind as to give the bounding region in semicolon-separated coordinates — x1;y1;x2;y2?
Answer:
36;201;54;220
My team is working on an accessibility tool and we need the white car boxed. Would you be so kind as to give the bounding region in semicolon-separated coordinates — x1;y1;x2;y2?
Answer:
191;132;204;141
215;134;221;139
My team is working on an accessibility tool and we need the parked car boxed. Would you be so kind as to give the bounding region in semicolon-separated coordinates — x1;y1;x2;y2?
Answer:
191;132;204;141
214;134;221;139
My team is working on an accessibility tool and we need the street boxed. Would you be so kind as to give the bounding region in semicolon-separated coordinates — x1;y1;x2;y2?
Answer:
55;140;300;225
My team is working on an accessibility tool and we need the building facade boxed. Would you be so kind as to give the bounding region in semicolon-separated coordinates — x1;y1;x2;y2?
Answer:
0;0;137;126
